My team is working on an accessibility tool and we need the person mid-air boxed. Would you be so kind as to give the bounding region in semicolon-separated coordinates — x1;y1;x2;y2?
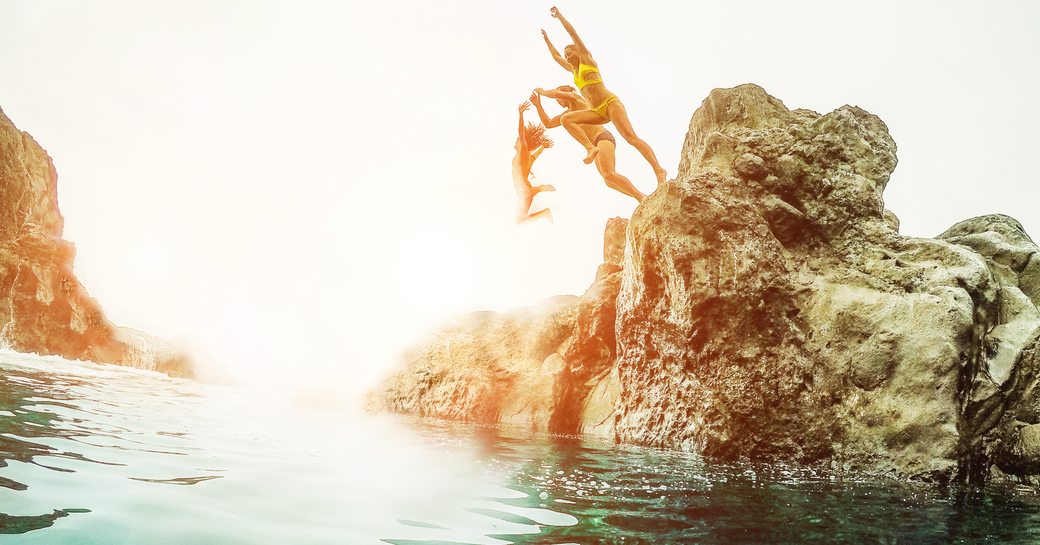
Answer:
530;87;646;203
512;101;556;223
541;6;667;186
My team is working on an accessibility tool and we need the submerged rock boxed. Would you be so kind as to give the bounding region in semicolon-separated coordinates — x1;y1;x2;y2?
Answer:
0;107;191;377
376;84;1040;483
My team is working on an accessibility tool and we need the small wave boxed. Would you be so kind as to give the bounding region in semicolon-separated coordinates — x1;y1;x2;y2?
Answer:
127;475;224;486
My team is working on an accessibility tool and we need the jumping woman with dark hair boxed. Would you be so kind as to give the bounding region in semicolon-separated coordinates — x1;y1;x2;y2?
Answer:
512;101;556;223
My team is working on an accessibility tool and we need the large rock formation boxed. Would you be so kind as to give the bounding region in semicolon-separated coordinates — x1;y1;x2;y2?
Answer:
0;107;191;377
375;85;1040;484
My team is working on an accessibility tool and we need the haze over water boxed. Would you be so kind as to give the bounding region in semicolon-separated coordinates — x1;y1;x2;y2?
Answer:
3;352;1040;544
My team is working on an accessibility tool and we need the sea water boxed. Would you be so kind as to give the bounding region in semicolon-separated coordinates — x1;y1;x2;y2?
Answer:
3;352;1040;544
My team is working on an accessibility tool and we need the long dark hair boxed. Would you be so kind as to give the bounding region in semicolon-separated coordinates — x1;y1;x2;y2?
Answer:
524;122;553;150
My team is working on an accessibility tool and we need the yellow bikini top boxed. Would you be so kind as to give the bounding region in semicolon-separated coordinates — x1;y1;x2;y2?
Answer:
573;63;603;90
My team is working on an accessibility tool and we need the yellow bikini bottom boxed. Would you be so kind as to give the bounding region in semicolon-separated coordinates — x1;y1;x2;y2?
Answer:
589;94;620;119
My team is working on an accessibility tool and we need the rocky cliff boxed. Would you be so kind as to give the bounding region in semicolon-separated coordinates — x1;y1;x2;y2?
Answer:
374;85;1040;484
0;107;192;377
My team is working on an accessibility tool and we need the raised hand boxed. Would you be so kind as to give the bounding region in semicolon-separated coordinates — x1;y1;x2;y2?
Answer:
550;6;560;18
519;100;531;113
541;29;550;41
530;92;541;104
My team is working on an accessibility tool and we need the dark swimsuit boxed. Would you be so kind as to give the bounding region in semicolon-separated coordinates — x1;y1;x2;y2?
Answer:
594;131;616;146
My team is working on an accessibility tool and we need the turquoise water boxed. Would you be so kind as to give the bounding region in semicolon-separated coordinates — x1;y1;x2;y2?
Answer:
3;353;1040;544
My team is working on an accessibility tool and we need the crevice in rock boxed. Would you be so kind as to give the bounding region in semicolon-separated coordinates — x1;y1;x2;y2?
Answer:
955;269;999;484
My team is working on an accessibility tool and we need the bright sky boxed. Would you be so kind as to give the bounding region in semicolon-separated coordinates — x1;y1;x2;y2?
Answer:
1;1;1038;391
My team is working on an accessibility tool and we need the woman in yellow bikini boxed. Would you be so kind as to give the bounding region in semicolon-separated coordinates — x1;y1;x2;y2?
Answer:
541;6;667;186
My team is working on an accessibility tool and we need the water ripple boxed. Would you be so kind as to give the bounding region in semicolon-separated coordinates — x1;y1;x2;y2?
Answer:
4;352;1040;544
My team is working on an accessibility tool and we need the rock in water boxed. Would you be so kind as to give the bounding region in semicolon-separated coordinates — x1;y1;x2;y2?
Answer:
376;295;579;427
0;107;192;377
373;220;629;435
375;84;1040;483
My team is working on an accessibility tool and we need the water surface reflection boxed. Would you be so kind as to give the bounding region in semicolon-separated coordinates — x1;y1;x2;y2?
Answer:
3;353;1040;544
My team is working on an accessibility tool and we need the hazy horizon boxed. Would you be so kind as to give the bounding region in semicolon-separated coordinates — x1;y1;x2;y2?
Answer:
1;0;1038;390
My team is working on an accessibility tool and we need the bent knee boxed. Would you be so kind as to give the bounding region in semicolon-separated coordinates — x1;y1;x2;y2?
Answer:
622;133;642;145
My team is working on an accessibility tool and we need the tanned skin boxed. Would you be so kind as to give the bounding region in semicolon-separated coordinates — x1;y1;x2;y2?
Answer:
531;88;645;203
541;6;667;185
512;101;555;223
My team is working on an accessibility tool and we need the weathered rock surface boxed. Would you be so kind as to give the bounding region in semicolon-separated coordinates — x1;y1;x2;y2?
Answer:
376;221;629;434
377;295;578;428
376;84;1040;483
0;107;191;377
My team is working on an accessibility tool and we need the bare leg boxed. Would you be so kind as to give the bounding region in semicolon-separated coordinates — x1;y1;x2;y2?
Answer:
594;140;646;203
519;208;553;224
516;184;554;224
607;101;667;186
604;172;645;203
561;110;609;164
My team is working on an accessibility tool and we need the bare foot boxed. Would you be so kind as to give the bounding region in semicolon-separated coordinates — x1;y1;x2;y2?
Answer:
540;184;557;192
655;168;667;185
545;209;554;224
583;148;600;164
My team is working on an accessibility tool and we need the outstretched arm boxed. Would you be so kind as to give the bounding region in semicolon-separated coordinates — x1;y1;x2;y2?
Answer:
550;7;594;62
530;92;563;128
517;101;531;170
541;29;572;72
534;87;568;100
534;87;584;105
530;145;545;162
